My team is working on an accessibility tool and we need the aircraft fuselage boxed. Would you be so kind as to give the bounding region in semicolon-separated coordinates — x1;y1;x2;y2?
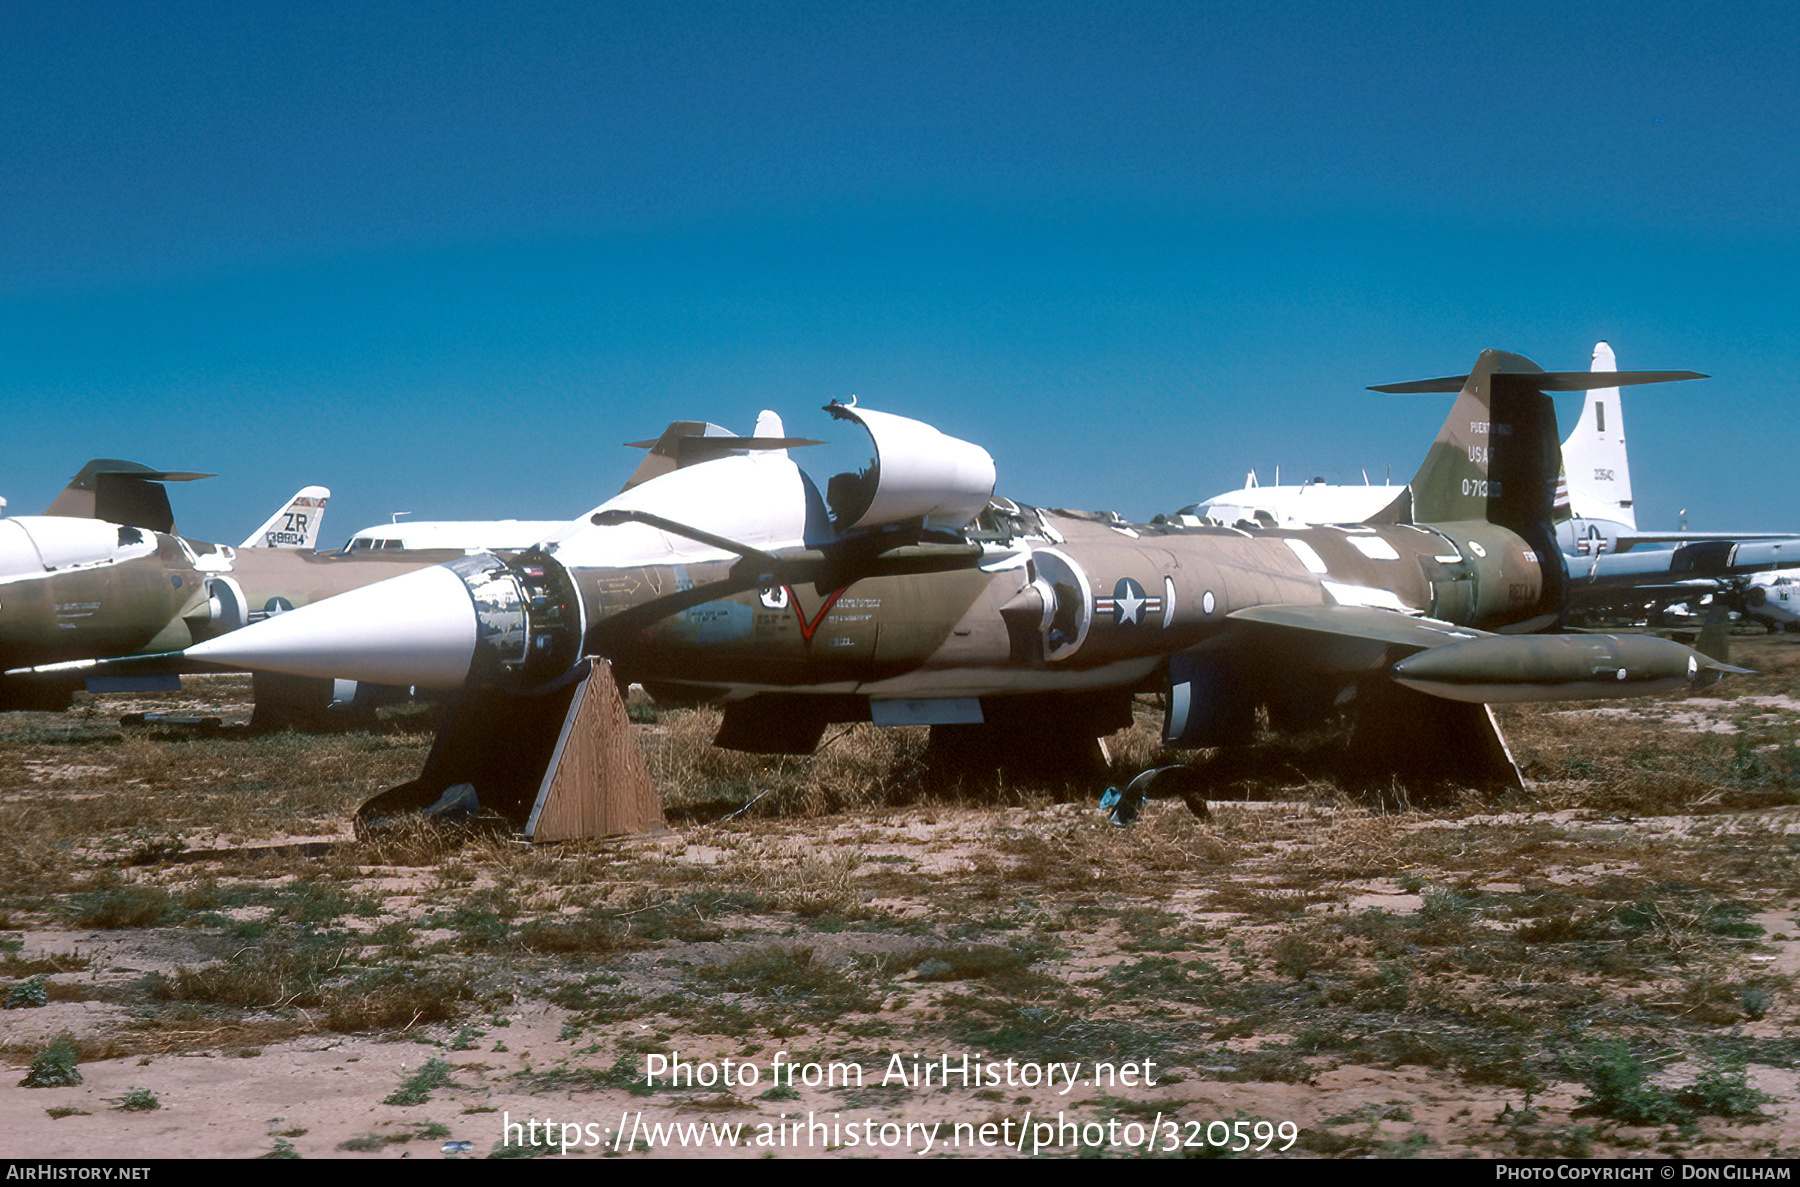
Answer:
0;512;450;680
578;507;1547;703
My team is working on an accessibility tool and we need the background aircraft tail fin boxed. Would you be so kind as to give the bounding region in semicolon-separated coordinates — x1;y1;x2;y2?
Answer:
620;416;822;492
1559;341;1636;531
241;486;330;548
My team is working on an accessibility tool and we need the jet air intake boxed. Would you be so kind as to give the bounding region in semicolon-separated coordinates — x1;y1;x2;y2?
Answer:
823;403;996;532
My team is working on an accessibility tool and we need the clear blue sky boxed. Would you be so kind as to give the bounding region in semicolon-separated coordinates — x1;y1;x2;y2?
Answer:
4;0;1796;546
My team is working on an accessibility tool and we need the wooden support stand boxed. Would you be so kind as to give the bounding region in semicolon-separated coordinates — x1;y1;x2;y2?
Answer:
523;658;664;842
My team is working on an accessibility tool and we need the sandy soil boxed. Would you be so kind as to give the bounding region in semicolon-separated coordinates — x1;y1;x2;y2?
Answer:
4;666;1800;1161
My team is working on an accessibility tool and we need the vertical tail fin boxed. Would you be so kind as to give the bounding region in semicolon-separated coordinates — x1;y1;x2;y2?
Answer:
1373;350;1702;535
43;459;213;534
1373;351;1704;626
242;486;330;548
1375;349;1561;536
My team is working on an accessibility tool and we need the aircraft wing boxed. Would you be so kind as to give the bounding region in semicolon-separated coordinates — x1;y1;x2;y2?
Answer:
1567;537;1800;614
1227;604;1489;651
1610;532;1800;554
1562;540;1800;623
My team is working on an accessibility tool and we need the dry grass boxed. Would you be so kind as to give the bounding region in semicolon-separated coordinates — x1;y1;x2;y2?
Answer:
4;644;1800;1158
643;711;933;820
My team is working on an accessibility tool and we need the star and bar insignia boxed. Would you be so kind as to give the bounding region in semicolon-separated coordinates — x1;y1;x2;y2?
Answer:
1095;577;1162;626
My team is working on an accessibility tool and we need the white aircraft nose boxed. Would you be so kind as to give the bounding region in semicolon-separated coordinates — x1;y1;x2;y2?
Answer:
186;563;480;688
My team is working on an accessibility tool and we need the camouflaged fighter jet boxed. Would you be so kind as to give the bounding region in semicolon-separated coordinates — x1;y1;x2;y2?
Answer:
172;348;1780;813
0;462;453;711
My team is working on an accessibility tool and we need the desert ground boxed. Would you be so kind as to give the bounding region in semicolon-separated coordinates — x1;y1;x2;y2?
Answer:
3;636;1798;1160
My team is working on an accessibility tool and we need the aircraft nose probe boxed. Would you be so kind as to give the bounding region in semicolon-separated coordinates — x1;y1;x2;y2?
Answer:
183;552;566;689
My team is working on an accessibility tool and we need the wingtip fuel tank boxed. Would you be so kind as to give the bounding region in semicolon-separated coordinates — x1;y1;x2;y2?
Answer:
1390;632;1743;703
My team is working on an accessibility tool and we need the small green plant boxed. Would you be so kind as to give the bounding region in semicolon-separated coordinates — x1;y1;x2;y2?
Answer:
490;1134;558;1159
1676;1054;1769;1119
23;1033;82;1088
119;1088;160;1112
69;880;169;928
1574;1040;1685;1126
5;975;49;1009
910;944;1037;982
126;834;186;865
1271;932;1327;980
1378;1130;1433;1157
384;1058;453;1106
1575;1040;1771;1127
694;946;882;1017
595;1054;655;1097
260;1138;302;1160
1413;887;1479;944
1497;1097;1540;1127
337;1134;390;1152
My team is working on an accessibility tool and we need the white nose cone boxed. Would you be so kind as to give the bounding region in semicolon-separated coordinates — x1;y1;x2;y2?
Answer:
186;563;480;688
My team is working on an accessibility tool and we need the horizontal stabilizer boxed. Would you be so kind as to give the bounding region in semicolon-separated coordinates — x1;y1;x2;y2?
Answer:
1371;370;1706;394
621;418;823;491
624;433;822;456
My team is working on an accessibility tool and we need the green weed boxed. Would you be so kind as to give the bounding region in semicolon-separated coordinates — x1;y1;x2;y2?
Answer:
910;943;1037;982
23;1034;83;1087
69;880;169;928
1676;1054;1769;1120
1574;1040;1687;1126
694;946;882;1017
6;975;49;1009
119;1088;160;1112
383;1058;454;1106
